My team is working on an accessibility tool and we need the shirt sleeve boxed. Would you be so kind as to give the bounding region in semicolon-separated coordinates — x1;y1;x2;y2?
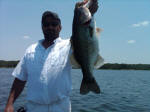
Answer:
12;54;28;81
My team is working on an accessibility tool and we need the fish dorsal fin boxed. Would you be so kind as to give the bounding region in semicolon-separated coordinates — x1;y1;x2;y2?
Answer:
96;27;103;37
94;54;104;69
70;53;81;68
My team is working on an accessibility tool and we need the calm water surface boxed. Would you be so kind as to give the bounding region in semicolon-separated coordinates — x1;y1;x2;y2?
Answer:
0;68;150;112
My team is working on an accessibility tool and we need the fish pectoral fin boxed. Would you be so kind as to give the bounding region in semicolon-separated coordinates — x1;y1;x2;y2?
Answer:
70;53;81;68
94;54;104;69
96;27;103;37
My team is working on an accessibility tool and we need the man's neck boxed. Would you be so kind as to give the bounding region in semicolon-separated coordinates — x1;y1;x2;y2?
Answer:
42;39;55;49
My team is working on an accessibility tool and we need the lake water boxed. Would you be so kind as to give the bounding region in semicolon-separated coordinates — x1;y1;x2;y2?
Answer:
0;68;150;112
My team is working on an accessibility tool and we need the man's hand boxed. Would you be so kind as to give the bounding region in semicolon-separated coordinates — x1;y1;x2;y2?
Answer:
4;78;26;112
75;0;88;8
4;104;14;112
75;0;99;16
89;0;99;16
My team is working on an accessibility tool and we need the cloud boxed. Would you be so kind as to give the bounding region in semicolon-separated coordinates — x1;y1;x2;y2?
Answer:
132;21;150;28
23;35;30;39
127;40;136;44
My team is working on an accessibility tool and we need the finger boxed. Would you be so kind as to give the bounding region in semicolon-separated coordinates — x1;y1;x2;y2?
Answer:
75;2;82;8
83;0;89;4
75;0;88;8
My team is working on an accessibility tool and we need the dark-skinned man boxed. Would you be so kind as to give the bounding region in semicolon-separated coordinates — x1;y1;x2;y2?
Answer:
4;0;98;112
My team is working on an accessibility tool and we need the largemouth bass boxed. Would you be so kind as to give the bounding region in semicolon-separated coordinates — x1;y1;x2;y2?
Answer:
71;0;104;95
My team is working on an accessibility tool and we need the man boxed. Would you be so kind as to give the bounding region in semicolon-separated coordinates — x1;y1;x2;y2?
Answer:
4;1;98;112
5;11;72;112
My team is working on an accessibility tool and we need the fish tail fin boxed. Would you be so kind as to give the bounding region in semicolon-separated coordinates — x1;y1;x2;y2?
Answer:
80;77;100;95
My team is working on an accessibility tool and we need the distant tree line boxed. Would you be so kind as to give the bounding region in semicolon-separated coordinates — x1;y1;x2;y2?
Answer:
0;60;150;70
0;60;19;68
100;63;150;70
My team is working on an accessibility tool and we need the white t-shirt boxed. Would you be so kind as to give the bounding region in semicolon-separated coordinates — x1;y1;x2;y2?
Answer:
12;37;72;105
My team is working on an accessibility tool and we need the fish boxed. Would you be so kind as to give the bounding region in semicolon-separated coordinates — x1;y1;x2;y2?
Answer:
70;0;104;95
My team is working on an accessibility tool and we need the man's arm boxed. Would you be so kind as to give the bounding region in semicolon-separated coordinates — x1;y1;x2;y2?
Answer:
4;78;26;112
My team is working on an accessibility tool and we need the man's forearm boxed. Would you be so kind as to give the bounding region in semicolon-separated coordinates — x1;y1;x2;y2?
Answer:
6;78;26;105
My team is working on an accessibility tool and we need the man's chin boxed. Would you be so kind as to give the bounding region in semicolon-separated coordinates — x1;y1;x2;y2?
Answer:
44;35;59;41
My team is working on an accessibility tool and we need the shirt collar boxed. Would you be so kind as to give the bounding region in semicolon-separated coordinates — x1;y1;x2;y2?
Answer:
38;37;62;50
54;37;62;43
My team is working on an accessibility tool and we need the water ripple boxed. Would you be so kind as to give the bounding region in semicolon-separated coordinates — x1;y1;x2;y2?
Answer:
1;69;150;112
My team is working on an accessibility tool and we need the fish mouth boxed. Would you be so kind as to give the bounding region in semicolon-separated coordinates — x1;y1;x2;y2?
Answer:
80;9;91;25
74;5;92;26
78;7;92;25
82;19;91;26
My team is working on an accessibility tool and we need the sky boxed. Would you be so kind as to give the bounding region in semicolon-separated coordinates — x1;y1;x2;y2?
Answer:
0;0;150;64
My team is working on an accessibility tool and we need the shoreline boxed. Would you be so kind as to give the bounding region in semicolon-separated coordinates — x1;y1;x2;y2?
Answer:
0;60;150;70
0;67;150;71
